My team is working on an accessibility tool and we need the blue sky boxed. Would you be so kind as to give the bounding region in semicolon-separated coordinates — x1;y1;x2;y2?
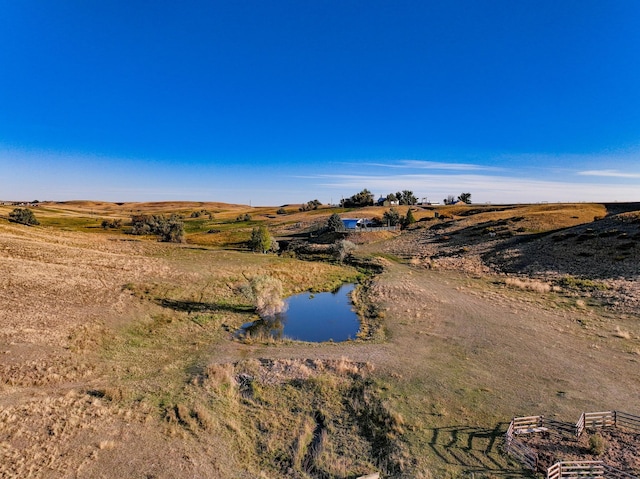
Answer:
1;1;639;205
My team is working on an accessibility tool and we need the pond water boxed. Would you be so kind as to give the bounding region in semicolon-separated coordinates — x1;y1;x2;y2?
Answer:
238;283;360;342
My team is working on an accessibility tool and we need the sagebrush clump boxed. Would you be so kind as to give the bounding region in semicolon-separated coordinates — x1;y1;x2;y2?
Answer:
242;275;286;318
588;433;607;456
505;277;551;293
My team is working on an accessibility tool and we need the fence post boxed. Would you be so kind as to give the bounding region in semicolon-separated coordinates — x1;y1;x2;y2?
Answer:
576;412;585;439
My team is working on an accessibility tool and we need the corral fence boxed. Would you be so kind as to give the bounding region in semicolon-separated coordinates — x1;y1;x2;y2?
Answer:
337;225;399;233
547;461;603;479
576;411;640;437
503;410;640;479
547;462;638;479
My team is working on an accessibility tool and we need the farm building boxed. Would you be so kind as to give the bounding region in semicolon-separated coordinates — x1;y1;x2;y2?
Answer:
341;218;360;229
341;218;374;230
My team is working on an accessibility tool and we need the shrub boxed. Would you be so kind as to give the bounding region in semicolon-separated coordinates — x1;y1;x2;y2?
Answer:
276;207;287;215
505;277;551;293
236;213;252;222
557;276;607;291
242;275;286;318
190;209;212;219
327;213;343;232
9;208;39;225
588;433;606;456
299;199;321;211
101;218;122;229
130;214;184;242
158;216;185;243
333;239;357;263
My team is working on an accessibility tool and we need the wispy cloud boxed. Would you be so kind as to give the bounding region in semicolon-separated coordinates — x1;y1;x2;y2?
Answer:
362;160;499;171
4;144;639;205
313;172;640;203
578;169;640;179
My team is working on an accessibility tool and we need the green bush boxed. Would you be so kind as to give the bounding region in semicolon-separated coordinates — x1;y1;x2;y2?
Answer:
402;208;416;228
557;276;608;291
130;214;184;242
327;213;343;232
101;218;122;229
9;208;39;226
190;209;212;219
249;225;276;253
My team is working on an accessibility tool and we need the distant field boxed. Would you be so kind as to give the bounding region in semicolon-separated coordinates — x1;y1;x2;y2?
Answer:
1;201;639;478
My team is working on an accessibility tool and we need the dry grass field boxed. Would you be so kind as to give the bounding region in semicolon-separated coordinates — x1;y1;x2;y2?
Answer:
1;201;639;478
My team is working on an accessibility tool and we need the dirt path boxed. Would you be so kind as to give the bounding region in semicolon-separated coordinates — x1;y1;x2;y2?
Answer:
371;263;640;414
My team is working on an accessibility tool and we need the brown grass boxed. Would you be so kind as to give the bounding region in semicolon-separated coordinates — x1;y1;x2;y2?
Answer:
505;276;552;293
613;326;632;339
2;201;640;478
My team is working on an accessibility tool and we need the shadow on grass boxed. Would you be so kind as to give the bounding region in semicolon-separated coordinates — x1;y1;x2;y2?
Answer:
155;298;254;314
428;423;534;478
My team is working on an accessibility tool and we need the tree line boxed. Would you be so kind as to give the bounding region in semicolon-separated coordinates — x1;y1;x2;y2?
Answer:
444;193;472;205
339;189;471;207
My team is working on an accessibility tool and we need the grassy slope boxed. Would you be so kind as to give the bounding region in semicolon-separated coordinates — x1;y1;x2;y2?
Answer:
1;201;639;478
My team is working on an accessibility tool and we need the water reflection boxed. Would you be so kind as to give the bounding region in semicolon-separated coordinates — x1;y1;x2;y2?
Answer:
237;283;360;342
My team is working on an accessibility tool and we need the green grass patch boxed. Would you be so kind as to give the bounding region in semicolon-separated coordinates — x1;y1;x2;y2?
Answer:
557;275;609;291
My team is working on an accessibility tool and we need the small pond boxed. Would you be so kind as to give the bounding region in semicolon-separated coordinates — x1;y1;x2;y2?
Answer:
237;283;360;342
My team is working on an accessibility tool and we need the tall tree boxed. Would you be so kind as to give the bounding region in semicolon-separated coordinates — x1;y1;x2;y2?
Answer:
383;208;401;226
400;190;417;205
340;189;374;208
404;208;416;227
458;192;472;204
